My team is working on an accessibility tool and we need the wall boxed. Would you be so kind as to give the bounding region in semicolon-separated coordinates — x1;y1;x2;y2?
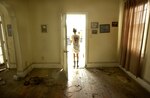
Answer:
118;0;124;62
63;0;119;67
141;0;150;84
142;23;150;83
86;0;119;66
29;0;61;66
0;0;119;75
28;0;119;67
3;0;32;72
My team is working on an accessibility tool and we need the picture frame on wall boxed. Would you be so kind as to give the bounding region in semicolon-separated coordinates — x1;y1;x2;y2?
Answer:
41;24;47;33
7;24;13;37
92;29;98;34
91;22;99;29
100;24;110;33
112;22;118;27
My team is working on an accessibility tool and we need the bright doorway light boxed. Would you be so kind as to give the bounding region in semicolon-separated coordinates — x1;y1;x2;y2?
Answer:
66;14;86;78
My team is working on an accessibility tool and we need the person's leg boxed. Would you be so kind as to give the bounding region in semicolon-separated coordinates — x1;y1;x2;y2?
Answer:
76;53;79;68
73;53;76;67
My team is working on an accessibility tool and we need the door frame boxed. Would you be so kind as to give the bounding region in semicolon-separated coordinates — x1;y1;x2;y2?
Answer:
61;13;68;79
61;12;88;75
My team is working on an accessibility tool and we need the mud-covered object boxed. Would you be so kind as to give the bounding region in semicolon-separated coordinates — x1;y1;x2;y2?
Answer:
24;77;43;86
24;80;30;86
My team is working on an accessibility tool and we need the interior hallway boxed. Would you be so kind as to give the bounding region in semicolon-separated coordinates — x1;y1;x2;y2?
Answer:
0;67;150;98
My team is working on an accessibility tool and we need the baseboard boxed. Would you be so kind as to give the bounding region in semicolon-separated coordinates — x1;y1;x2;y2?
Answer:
119;66;150;93
86;62;119;68
32;63;62;68
16;63;62;77
17;65;33;77
8;63;16;68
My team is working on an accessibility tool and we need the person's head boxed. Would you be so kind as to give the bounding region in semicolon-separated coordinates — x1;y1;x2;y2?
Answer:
73;28;77;34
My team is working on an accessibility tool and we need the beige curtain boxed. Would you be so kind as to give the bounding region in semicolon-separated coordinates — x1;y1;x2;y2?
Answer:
120;0;149;76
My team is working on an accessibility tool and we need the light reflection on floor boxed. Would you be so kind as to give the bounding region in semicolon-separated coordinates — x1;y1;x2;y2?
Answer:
67;45;85;81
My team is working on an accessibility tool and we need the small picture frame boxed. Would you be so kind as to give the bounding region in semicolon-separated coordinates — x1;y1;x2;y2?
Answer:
100;24;110;33
92;30;98;34
7;24;13;37
41;24;47;33
91;22;99;28
112;22;118;27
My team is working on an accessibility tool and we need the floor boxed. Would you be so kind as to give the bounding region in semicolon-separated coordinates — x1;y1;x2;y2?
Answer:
0;67;150;98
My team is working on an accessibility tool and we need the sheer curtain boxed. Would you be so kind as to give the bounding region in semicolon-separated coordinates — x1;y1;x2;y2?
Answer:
120;0;149;76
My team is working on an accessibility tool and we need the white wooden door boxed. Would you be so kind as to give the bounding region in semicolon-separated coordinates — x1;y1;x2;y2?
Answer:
61;14;68;79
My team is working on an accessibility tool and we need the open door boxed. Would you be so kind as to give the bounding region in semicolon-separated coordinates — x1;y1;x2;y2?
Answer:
61;14;68;79
0;19;8;68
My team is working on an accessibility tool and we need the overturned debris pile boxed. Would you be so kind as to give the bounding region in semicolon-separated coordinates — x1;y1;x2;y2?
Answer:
24;77;43;86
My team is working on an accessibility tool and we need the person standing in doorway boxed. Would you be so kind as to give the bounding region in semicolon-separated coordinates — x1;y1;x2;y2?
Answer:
70;28;80;68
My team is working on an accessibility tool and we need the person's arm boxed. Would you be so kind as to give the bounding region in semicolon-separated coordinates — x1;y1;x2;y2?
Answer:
70;35;73;43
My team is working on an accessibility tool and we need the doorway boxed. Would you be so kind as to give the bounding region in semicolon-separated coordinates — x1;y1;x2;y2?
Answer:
0;16;9;69
66;14;86;72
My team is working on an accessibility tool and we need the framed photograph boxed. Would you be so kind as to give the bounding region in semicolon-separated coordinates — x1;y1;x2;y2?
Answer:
100;24;110;33
91;22;99;28
7;24;13;37
92;30;98;34
41;24;47;33
112;22;118;27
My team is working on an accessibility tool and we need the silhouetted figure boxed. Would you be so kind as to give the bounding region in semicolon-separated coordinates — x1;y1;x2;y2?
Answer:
70;28;80;68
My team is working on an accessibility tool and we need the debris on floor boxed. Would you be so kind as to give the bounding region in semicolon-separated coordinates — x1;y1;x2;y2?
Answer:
0;77;6;86
24;76;43;86
91;68;117;75
0;68;150;98
91;68;100;73
13;75;22;81
98;68;116;75
93;92;112;98
23;76;83;98
116;75;131;83
64;84;82;98
24;76;64;88
0;68;6;72
92;93;98;98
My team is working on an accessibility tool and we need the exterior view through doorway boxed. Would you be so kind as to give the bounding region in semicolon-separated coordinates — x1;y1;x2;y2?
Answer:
66;14;86;73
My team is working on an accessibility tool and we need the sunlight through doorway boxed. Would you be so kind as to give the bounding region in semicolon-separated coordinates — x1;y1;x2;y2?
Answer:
66;14;86;79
